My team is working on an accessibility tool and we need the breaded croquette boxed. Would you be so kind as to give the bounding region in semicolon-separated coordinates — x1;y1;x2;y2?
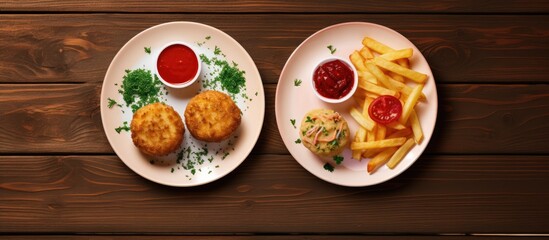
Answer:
184;90;241;142
131;102;184;156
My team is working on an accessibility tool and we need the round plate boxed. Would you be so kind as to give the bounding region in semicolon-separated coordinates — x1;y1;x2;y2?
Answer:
101;22;264;187
275;22;438;187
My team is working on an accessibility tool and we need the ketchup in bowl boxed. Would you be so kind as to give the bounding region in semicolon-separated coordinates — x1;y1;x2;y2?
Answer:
157;43;200;87
312;59;357;103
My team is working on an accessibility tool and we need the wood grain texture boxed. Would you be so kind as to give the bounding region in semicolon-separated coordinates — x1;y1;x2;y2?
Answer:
0;14;548;84
0;84;105;153
1;236;546;240
1;84;548;155
0;155;547;233
1;0;548;13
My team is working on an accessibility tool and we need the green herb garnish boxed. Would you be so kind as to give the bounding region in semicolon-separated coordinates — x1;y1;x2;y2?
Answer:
119;69;162;112
295;138;301;144
205;36;211;40
323;163;334;172
199;54;211;65
144;47;151;54
191;169;196;175
115;121;130;133
294;78;302;86
216;62;246;94
333;155;344;165
214;46;222;55
107;97;118;108
290;119;296;128
327;45;336;54
305;116;314;123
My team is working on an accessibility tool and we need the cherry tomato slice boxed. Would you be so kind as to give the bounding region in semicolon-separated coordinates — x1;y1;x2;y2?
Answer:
368;95;402;124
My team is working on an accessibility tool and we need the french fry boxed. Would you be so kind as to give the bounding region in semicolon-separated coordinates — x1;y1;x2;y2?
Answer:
387;128;412;139
365;62;397;92
386;138;415;169
349;51;367;72
358;71;377;84
376;124;386;140
366;128;376;142
358;80;398;97
386;121;407;130
388;72;405;82
410;110;424;144
362;97;373;115
397;58;409;68
352;127;367;160
388;77;427;101
362;37;394;54
400;84;424;124
349;36;429;173
350;137;406;150
367;147;398;174
359;46;374;60
380;48;413;61
374;57;428;83
350;107;375;131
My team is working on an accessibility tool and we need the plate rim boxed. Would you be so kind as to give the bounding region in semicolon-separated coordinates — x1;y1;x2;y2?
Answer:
100;21;265;187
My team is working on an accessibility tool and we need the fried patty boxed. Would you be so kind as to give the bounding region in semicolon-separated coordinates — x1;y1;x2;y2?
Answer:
184;90;241;142
131;102;184;156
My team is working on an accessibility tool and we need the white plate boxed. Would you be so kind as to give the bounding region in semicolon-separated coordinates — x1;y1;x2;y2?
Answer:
275;22;438;187
101;22;264;187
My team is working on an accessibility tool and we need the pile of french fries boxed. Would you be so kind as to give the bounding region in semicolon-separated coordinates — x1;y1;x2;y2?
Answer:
348;37;427;174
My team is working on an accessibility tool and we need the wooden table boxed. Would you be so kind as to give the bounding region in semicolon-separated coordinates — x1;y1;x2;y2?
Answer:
1;1;548;239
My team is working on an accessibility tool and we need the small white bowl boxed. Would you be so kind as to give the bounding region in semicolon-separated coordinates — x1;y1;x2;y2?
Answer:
311;56;358;104
155;41;201;88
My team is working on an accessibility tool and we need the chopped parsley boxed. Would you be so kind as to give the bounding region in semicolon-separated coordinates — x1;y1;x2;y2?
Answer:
327;45;336;54
295;138;301;144
115;121;130;133
333;155;344;165
216;62;246;94
144;47;151;54
119;68;162;112
294;78;302;86
191;169;196;175
199;54;211;65
305;116;314;123
107;97;120;108
323;163;334;172
290;119;296;128
222;152;230;160
205;36;211;40
171;168;174;173
214;46;222;55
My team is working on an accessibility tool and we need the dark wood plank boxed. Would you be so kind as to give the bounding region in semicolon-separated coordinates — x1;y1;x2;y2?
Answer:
0;154;547;233
0;14;548;84
1;236;546;240
1;0;548;13
0;84;106;153
1;84;548;155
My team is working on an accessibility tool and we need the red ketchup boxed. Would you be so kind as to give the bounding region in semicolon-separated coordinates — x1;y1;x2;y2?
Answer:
157;44;199;84
313;59;355;99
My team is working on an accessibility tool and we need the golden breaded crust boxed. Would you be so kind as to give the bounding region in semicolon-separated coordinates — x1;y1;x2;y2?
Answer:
131;102;184;156
184;90;241;142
